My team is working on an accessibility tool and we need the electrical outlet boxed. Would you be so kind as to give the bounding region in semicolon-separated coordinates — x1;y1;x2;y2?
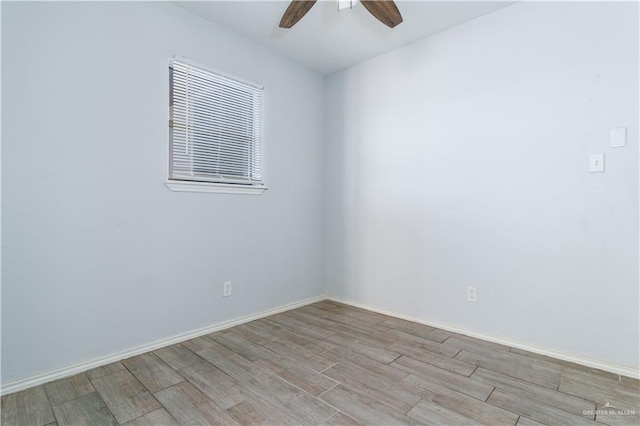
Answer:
223;281;232;297
467;286;477;302
589;153;605;173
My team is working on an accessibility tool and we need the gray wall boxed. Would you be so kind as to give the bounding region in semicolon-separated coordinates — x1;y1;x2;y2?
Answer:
1;1;326;384
325;2;639;369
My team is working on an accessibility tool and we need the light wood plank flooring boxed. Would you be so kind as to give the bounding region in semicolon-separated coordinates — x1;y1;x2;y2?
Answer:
2;301;639;425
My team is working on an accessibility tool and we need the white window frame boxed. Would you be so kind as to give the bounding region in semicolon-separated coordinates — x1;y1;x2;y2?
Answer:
166;56;267;195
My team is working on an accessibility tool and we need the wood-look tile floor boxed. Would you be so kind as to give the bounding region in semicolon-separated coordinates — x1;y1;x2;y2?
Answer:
2;301;639;426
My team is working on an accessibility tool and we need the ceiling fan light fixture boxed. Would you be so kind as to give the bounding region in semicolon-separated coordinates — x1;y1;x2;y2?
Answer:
279;0;402;29
338;0;358;11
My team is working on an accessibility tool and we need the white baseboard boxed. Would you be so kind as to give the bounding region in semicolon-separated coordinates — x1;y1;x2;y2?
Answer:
0;295;327;396
4;293;637;396
327;296;640;380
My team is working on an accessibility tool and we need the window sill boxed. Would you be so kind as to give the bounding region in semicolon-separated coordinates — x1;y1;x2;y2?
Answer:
165;180;267;195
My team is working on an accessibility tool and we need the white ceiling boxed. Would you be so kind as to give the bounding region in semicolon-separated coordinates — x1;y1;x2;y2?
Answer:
175;1;516;75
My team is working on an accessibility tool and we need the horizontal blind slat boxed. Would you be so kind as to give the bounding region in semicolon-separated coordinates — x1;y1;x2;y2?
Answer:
171;61;262;91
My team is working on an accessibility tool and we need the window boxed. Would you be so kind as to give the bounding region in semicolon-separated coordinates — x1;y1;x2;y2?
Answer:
166;57;266;194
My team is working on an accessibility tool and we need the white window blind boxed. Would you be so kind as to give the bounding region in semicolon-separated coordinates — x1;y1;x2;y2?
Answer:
169;57;264;186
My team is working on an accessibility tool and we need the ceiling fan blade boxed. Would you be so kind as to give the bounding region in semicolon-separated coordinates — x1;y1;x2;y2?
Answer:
360;0;403;28
279;0;318;28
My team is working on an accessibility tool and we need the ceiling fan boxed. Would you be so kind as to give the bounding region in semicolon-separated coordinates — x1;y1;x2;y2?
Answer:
279;0;403;29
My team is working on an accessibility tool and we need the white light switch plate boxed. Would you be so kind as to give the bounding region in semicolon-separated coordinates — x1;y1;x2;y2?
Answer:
610;127;627;147
589;153;605;173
